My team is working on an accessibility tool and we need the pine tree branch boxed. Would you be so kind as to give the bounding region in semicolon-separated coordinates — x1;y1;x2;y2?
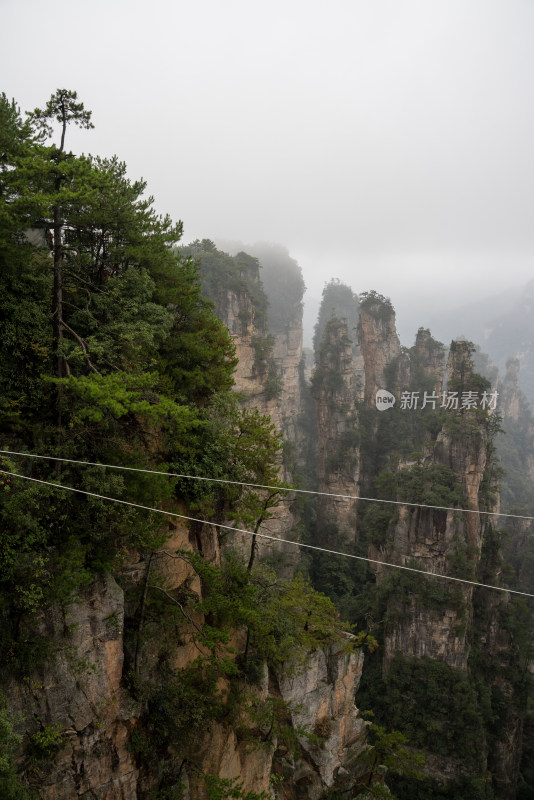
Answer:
148;585;204;636
61;320;100;375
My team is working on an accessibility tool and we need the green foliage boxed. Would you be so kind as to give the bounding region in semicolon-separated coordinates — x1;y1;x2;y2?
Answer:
0;693;32;799
250;335;282;400
407;329;445;391
250;334;274;374
308;535;371;617
358;403;425;478
0;258;52;429
313;280;359;360
497;385;534;517
0;445;175;620
234;692;322;756
180;240;269;333
0;94;35;170
362;654;487;768
359;290;394;321
0;88;251;602
0;89;289;719
126;728;152;759
57;371;198;429
177;554;355;674
312;316;354;400
517;712;534;799
154;253;238;405
397;464;464;508
325;720;424;799
125;554;366;775
27;88;94;140
243;242;305;334
0;87;350;796
366;723;424;778
392;774;492;800
5;87;525;799
374;559;468;626
136;658;228;746
323;427;360;476
264;365;283;401
167;396;277;510
29;722;64;756
311;367;344;399
363;504;397;548
301;224;525;799
246;572;352;672
204;775;268;800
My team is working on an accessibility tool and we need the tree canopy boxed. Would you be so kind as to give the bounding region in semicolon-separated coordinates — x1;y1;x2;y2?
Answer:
0;90;275;617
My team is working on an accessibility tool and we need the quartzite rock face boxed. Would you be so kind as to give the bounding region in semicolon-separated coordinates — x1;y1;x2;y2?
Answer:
213;267;303;567
357;299;402;404
413;327;446;393
186;644;366;800
378;342;493;671
223;287;275;410
311;296;516;787
313;318;361;544
10;517;366;799
272;312;304;450
310;284;530;794
377;507;474;671
475;587;525;800
501;357;521;423
8;574;139;800
274;644;366;798
499;355;534;488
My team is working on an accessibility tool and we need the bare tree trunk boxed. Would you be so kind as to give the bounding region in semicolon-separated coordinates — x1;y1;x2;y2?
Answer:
52;203;65;468
53;206;64;380
247;491;280;572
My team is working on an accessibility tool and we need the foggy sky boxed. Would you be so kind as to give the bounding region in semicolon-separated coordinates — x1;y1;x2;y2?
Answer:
3;0;534;345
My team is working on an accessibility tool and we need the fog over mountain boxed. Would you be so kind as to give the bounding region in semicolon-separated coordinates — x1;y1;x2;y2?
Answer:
3;0;534;341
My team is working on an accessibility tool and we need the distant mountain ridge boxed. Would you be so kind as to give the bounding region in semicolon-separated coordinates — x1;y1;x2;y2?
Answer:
421;285;521;346
409;281;534;405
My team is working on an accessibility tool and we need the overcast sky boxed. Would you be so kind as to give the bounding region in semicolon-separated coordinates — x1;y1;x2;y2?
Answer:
3;0;534;344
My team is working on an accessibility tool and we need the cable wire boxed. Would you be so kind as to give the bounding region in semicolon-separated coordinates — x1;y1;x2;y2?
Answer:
0;448;530;522
1;468;532;599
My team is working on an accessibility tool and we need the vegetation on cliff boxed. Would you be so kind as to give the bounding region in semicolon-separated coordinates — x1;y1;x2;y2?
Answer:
308;286;534;799
180;239;283;400
313;280;360;361
240;242;305;335
0;90;360;799
3;86;534;800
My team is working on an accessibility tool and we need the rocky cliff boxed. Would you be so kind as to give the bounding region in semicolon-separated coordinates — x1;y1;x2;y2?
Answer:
378;341;493;675
189;240;304;567
312;318;361;546
4;249;533;800
310;284;531;797
498;357;534;512
491;358;534;797
3;516;367;800
357;293;403;404
0;234;375;800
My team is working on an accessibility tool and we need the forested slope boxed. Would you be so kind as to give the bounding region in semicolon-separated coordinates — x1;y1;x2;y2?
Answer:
1;89;534;800
305;284;534;799
0;91;371;800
